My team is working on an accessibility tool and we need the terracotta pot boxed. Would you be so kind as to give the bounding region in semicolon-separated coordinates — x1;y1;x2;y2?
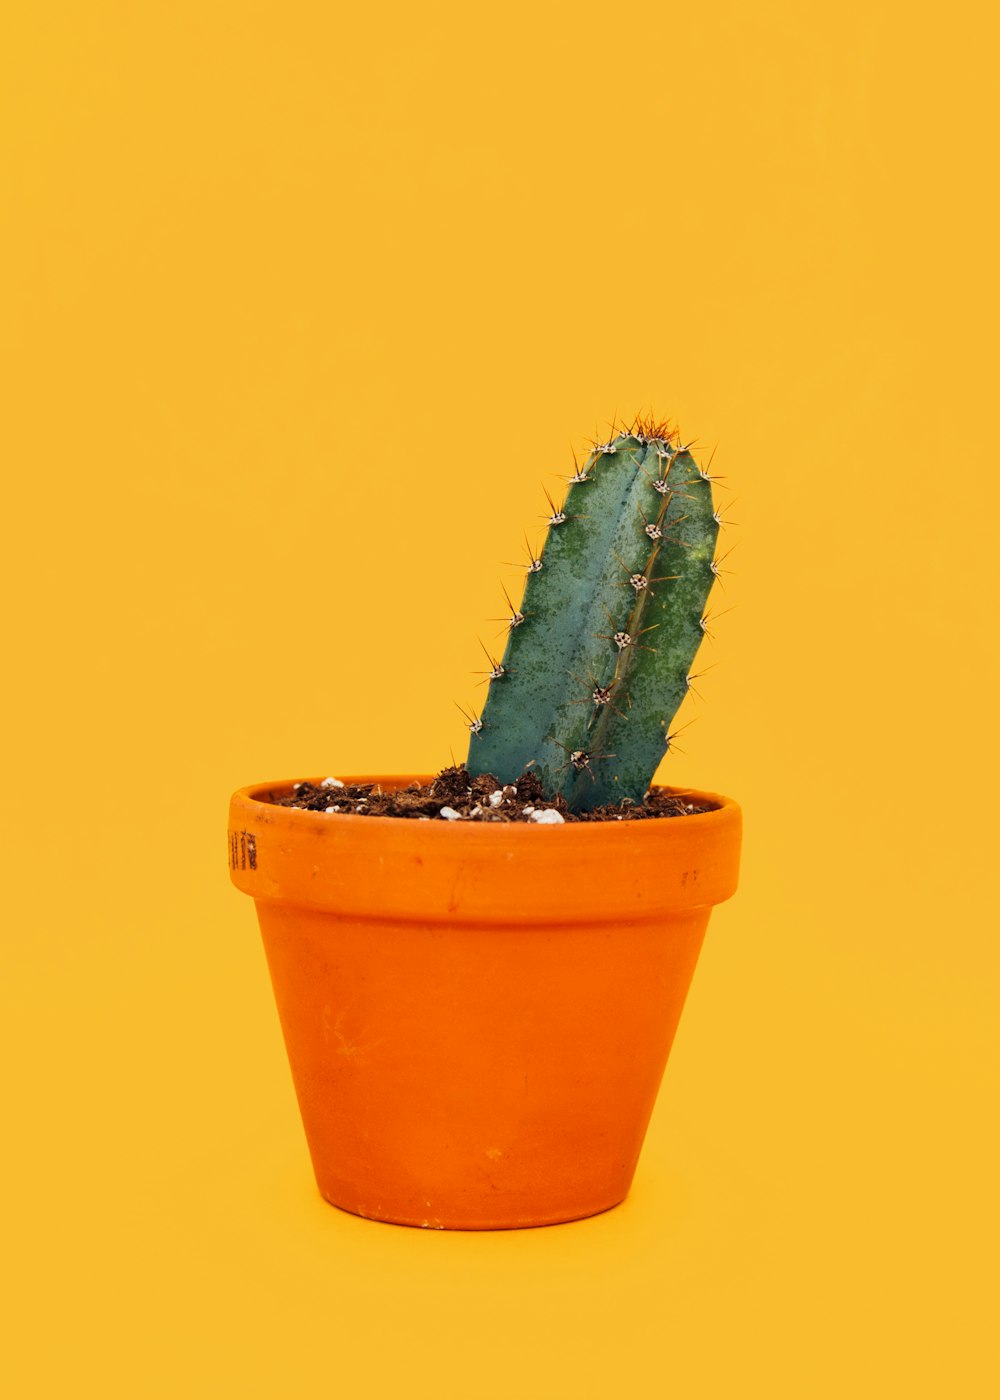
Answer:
228;775;741;1230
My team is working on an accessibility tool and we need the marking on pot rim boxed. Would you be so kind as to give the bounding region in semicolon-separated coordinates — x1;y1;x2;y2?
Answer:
229;829;258;871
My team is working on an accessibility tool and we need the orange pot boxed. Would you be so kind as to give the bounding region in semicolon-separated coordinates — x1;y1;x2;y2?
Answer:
228;775;741;1230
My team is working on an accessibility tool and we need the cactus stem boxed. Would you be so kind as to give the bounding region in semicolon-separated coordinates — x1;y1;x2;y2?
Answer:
468;420;719;807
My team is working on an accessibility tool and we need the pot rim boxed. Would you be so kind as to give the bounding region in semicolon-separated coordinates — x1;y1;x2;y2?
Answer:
229;774;742;922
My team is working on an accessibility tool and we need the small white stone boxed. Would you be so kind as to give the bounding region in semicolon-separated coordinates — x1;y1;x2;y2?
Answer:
320;776;345;789
529;808;565;825
293;782;302;790
487;790;504;808
439;806;462;821
521;806;535;816
325;805;341;813
469;805;483;818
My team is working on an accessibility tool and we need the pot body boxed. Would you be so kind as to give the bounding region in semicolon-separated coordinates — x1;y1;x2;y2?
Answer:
229;776;741;1230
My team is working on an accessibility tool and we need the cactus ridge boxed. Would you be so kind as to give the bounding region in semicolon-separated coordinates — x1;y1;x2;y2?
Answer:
465;417;721;811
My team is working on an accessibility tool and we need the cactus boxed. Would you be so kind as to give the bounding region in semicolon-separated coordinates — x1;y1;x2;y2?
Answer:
464;418;721;812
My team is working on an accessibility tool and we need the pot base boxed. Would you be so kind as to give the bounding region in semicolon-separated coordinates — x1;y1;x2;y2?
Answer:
319;1188;628;1231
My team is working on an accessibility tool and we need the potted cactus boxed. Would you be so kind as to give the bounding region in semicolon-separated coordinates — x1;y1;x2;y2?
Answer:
229;417;741;1230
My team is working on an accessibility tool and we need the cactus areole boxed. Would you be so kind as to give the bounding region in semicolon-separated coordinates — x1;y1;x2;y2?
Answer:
466;421;720;812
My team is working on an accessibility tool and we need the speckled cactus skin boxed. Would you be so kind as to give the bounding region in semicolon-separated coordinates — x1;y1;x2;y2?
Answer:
464;420;721;812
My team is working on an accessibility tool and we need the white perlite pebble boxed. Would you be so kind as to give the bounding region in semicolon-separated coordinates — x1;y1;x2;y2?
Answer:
487;790;504;807
521;806;535;816
439;806;462;821
324;805;341;813
528;808;565;824
320;776;345;789
469;805;483;818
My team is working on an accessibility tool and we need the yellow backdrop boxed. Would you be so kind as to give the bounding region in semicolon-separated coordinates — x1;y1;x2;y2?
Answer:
2;1;997;1395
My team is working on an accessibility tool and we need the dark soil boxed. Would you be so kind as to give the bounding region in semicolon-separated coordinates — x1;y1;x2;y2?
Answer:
268;765;716;823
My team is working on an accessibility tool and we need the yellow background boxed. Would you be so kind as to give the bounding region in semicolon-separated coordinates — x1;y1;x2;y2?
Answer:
2;2;997;1395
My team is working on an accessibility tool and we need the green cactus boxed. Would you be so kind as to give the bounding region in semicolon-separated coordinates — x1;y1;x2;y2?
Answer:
464;418;721;811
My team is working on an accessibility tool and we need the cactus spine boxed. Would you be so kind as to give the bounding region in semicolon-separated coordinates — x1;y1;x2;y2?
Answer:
465;420;720;811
